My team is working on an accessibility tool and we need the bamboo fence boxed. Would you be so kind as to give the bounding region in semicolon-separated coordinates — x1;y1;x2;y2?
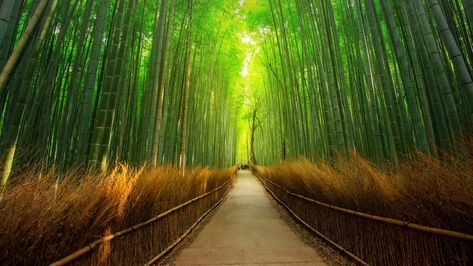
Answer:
257;174;473;241
49;179;233;266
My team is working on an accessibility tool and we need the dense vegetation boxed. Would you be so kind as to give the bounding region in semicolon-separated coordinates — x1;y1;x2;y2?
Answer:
1;0;472;172
0;0;244;184
243;0;473;164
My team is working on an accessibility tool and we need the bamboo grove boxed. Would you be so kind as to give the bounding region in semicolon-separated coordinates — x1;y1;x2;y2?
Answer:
1;0;473;175
245;0;473;164
0;0;244;182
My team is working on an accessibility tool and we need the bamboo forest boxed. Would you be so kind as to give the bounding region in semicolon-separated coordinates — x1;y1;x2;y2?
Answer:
1;0;472;265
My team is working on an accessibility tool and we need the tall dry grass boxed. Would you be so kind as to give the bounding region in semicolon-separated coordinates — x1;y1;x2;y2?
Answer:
254;147;473;265
0;164;237;265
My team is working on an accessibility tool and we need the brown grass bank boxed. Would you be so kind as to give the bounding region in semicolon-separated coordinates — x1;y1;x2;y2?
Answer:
253;150;473;265
0;164;237;265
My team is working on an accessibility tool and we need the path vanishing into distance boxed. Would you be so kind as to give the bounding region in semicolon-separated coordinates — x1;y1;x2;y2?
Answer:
1;1;472;265
172;170;327;265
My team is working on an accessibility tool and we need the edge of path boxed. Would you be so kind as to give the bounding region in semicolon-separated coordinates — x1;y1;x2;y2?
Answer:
157;185;234;266
263;183;356;266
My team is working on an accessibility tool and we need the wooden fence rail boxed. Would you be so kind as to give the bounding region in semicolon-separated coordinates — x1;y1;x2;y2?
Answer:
49;179;233;266
256;173;473;265
257;174;473;242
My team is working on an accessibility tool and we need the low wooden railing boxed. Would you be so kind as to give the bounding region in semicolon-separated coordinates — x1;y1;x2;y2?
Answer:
50;179;233;266
256;173;473;265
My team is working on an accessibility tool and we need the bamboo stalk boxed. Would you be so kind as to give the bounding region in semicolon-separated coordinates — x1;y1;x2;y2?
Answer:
256;174;473;242
0;0;49;91
49;179;232;266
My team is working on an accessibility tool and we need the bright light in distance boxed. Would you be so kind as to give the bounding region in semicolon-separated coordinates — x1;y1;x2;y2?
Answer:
241;34;256;46
240;33;257;77
241;54;251;77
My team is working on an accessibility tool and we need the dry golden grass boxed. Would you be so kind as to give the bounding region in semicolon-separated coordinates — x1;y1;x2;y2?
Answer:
254;147;473;265
0;164;237;265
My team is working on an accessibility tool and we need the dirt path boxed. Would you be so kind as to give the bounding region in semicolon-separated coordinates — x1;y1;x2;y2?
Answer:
171;170;327;265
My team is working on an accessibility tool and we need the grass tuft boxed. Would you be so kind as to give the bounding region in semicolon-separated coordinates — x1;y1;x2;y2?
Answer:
254;148;473;265
0;164;236;265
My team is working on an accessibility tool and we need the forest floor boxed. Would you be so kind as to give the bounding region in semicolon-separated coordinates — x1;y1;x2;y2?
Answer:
162;170;350;265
